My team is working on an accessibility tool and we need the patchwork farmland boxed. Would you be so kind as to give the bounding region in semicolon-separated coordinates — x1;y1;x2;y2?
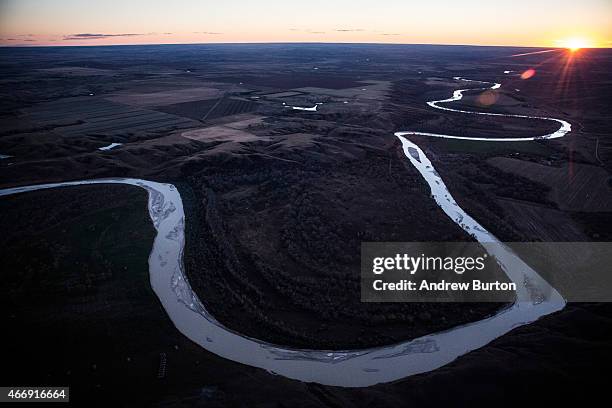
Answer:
22;97;198;138
157;97;259;121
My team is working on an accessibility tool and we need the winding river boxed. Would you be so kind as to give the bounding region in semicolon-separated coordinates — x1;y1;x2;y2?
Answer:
0;77;568;387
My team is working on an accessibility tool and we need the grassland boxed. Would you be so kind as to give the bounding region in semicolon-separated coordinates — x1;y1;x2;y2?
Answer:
0;43;611;406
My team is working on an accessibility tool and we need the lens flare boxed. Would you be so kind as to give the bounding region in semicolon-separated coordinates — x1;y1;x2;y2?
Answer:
477;90;499;106
520;69;536;80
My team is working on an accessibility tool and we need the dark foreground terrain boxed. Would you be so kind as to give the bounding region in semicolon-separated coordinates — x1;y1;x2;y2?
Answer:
1;185;610;407
0;43;611;406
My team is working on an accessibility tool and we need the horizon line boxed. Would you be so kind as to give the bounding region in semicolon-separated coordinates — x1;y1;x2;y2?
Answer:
1;40;611;49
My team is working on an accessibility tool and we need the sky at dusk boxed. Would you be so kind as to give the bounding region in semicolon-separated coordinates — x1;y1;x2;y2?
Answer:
0;0;610;48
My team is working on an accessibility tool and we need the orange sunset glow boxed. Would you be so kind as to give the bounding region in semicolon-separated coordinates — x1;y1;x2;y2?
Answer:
0;0;610;48
561;38;592;52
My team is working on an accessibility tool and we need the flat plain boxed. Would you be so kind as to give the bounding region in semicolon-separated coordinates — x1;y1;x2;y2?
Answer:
0;44;611;406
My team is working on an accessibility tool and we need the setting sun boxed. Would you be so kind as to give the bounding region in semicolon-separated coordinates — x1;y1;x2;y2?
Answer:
562;38;591;52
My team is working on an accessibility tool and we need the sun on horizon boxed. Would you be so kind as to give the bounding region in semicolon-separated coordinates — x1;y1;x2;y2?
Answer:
560;37;593;52
0;0;610;47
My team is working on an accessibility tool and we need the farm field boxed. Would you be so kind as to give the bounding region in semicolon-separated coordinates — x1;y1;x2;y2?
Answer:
488;156;612;211
0;43;610;406
157;97;260;121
